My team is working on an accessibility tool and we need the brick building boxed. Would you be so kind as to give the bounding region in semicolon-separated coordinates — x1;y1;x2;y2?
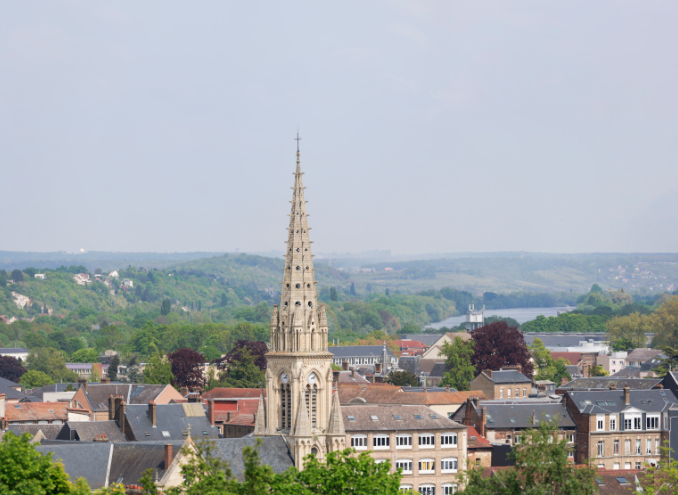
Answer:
342;404;467;495
469;367;534;400
563;386;678;469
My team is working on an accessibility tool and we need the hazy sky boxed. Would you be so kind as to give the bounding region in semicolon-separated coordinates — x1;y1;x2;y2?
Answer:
2;1;677;255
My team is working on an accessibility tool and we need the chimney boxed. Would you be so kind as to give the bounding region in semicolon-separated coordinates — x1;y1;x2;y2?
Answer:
207;400;215;426
561;377;569;386
120;401;126;437
188;393;202;403
657;384;664;389
445;385;450;392
108;395;116;421
375;362;382;374
93;433;109;442
0;394;5;420
483;370;492;379
609;383;616;390
472;396;480;409
480;406;487;437
532;409;536;425
78;378;88;393
351;369;356;379
624;386;630;405
164;444;173;470
180;386;189;397
114;396;122;422
464;398;473;425
226;412;232;422
101;376;110;384
342;361;349;371
148;400;157;427
332;370;340;382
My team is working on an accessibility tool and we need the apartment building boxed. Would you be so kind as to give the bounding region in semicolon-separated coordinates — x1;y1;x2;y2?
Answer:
341;404;467;495
469;367;534;400
563;386;678;469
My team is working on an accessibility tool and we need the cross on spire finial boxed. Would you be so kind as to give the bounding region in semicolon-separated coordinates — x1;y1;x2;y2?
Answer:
295;129;301;153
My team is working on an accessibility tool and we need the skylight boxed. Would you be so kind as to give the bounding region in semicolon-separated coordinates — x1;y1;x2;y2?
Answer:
203;431;208;435
393;415;402;421
414;415;423;420
162;431;171;437
616;477;629;484
510;419;516;423
661;391;666;396
579;401;586;407
49;409;54;413
607;401;616;405
430;414;438;419
347;416;356;422
14;404;21;408
596;401;606;406
596;479;604;486
370;415;379;421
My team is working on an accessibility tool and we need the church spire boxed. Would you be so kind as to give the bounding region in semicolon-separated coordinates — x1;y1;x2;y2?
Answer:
327;390;345;435
293;393;312;437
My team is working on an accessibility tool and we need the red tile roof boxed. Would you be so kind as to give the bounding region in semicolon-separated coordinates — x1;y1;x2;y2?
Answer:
550;352;583;365
338;384;487;406
203;388;264;399
6;402;68;422
466;425;492;449
214;412;255;426
393;340;428;349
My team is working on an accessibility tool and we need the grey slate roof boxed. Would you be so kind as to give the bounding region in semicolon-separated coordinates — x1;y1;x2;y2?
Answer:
57;421;128;442
0;376;19;388
484;370;532;384
36;443;112;489
25;383;78;401
212;437;294;481
611;367;641;378
399;334;443;347
452;401;576;429
522;333;607;348
567;389;678;414
559;377;661;390
627;349;664;359
7;424;64;440
641;355;667;372
328;345;395;358
109;441;183;486
124;404;220;442
565;365;581;377
429;363;446;378
82;384;170;412
342;404;465;431
0;347;29;354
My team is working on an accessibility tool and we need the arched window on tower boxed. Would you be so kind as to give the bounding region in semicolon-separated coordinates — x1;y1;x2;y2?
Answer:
280;379;291;430
305;383;318;429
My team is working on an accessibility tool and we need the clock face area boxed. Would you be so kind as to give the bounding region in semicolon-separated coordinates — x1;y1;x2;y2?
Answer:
307;372;317;385
281;372;289;384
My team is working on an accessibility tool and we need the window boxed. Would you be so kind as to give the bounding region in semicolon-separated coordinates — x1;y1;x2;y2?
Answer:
515;388;519;397
441;457;458;473
647;415;660;430
442;484;457;495
375;459;388;464
625;462;631;469
373;434;390;449
647;439;653;454
613;463;620;470
568;433;575;443
598;441;604;457
665;414;669;430
396;459;412;474
625;440;631;455
400;486;413;493
624;418;632;430
351;435;367;450
610;416;617;431
634;417;642;430
614;440;620;455
419;433;435;448
636;439;641;455
568;450;574;458
500;389;503;399
441;433;457;448
418;459;435;474
396;434;412;449
419;485;435;495
597;415;605;431
523;388;527;397
636;462;642;470
656;439;661;453
475;458;481;466
507;388;511;398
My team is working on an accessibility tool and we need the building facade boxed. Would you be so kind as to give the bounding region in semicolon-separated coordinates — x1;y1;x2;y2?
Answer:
563;387;678;469
342;404;467;495
469;368;534;400
254;148;346;468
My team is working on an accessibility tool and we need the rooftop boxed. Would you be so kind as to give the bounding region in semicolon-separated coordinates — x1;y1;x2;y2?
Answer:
559;377;661;390
6;402;69;422
328;345;396;358
453;401;576;429
203;388;265;400
342;404;466;431
568;389;678;414
124;403;220;442
482;370;532;384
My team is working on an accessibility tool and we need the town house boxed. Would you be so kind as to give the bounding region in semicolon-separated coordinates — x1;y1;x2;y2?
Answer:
563;386;678;469
469;367;534;400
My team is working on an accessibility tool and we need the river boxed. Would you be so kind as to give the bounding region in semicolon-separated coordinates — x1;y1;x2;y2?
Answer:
426;306;573;330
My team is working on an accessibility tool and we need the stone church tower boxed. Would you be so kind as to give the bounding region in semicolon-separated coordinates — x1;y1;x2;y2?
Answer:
254;146;345;468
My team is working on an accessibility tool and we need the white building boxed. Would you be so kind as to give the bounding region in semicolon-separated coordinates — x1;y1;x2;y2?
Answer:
73;273;91;286
0;347;29;362
465;304;484;332
109;270;119;278
34;273;46;280
123;279;134;288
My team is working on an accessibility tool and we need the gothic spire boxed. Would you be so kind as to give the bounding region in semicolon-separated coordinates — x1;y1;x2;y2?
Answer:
293;393;312;437
327;390;345;435
253;388;267;435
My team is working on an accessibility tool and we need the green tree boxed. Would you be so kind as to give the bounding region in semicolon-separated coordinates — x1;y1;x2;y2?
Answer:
641;442;678;495
610;336;634;352
349;282;356;296
70;348;100;363
96;325;124;351
459;420;597;495
607;312;653;348
10;269;24;282
439;336;476;391
0;431;72;494
143;351;174;385
385;370;419;387
26;348;76;382
220;348;265;388
273;448;403;495
589;365;609;377
161;298;172;316
108;355;120;381
330;287;338;301
164;439;234;495
20;370;54;389
220;293;228;307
